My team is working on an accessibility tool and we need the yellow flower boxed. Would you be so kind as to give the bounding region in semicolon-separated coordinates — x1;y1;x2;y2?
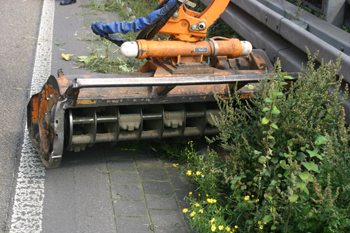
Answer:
225;226;231;231
199;209;203;213
218;225;224;230
198;193;201;196
244;195;250;201
182;208;188;213
211;218;216;224
194;203;200;207
260;225;263;230
256;199;259;202
234;225;238;229
252;195;254;197
190;211;196;217
196;171;202;176
206;194;209;197
211;224;217;232
207;198;217;204
172;163;179;167
186;170;192;176
258;221;261;225
189;192;192;195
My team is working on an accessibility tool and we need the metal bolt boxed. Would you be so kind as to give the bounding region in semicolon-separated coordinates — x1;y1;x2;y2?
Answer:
190;25;197;31
173;11;179;19
198;22;206;30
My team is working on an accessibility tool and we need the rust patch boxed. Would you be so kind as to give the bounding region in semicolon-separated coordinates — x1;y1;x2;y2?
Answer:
58;75;69;87
240;93;253;99
31;95;39;124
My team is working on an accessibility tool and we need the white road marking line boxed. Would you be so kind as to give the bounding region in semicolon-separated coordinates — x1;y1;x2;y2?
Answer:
10;0;55;232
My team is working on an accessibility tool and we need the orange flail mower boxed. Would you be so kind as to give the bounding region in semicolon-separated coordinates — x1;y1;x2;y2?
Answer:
27;0;287;168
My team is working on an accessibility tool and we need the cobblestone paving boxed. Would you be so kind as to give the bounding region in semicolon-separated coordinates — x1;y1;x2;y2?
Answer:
105;147;194;233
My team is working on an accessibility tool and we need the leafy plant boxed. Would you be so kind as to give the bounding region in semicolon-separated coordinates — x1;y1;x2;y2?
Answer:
182;52;350;232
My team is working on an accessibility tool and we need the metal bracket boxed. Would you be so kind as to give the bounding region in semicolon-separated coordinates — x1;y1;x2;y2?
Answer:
178;0;196;8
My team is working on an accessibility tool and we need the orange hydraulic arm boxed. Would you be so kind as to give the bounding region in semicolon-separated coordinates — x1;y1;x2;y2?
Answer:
121;0;252;62
158;0;231;41
120;0;252;76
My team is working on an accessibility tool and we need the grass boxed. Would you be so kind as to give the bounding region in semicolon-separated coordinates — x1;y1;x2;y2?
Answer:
82;0;158;18
78;0;162;73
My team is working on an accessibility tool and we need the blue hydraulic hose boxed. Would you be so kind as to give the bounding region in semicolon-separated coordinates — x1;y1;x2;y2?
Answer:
91;0;178;45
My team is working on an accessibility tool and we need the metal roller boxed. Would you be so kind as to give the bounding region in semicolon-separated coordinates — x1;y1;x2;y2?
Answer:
65;102;220;152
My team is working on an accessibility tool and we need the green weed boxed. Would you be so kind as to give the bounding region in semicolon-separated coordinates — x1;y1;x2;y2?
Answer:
181;52;350;232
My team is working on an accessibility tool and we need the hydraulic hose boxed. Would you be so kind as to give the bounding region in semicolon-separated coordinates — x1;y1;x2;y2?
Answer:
135;0;171;40
91;0;179;46
138;1;182;40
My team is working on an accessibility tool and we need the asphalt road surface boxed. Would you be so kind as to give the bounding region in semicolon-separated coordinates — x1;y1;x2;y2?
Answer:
0;0;42;230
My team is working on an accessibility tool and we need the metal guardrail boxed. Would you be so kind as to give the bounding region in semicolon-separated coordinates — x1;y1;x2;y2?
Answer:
200;0;350;123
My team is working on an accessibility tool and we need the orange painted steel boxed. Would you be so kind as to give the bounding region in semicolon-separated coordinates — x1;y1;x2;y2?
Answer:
137;38;243;59
158;0;230;41
38;83;60;155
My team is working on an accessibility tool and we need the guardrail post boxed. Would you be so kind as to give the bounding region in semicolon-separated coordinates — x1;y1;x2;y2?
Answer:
324;0;346;27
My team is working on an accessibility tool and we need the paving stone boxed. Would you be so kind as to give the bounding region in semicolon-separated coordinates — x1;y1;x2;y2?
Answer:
170;176;189;190
115;217;151;233
149;210;185;227
142;181;173;195
110;172;140;186
167;167;181;176
138;167;168;180
164;162;174;167
154;227;188;233
107;160;136;172
113;200;147;217
105;147;135;160
111;185;143;200
135;155;164;167
145;194;178;210
175;189;191;204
